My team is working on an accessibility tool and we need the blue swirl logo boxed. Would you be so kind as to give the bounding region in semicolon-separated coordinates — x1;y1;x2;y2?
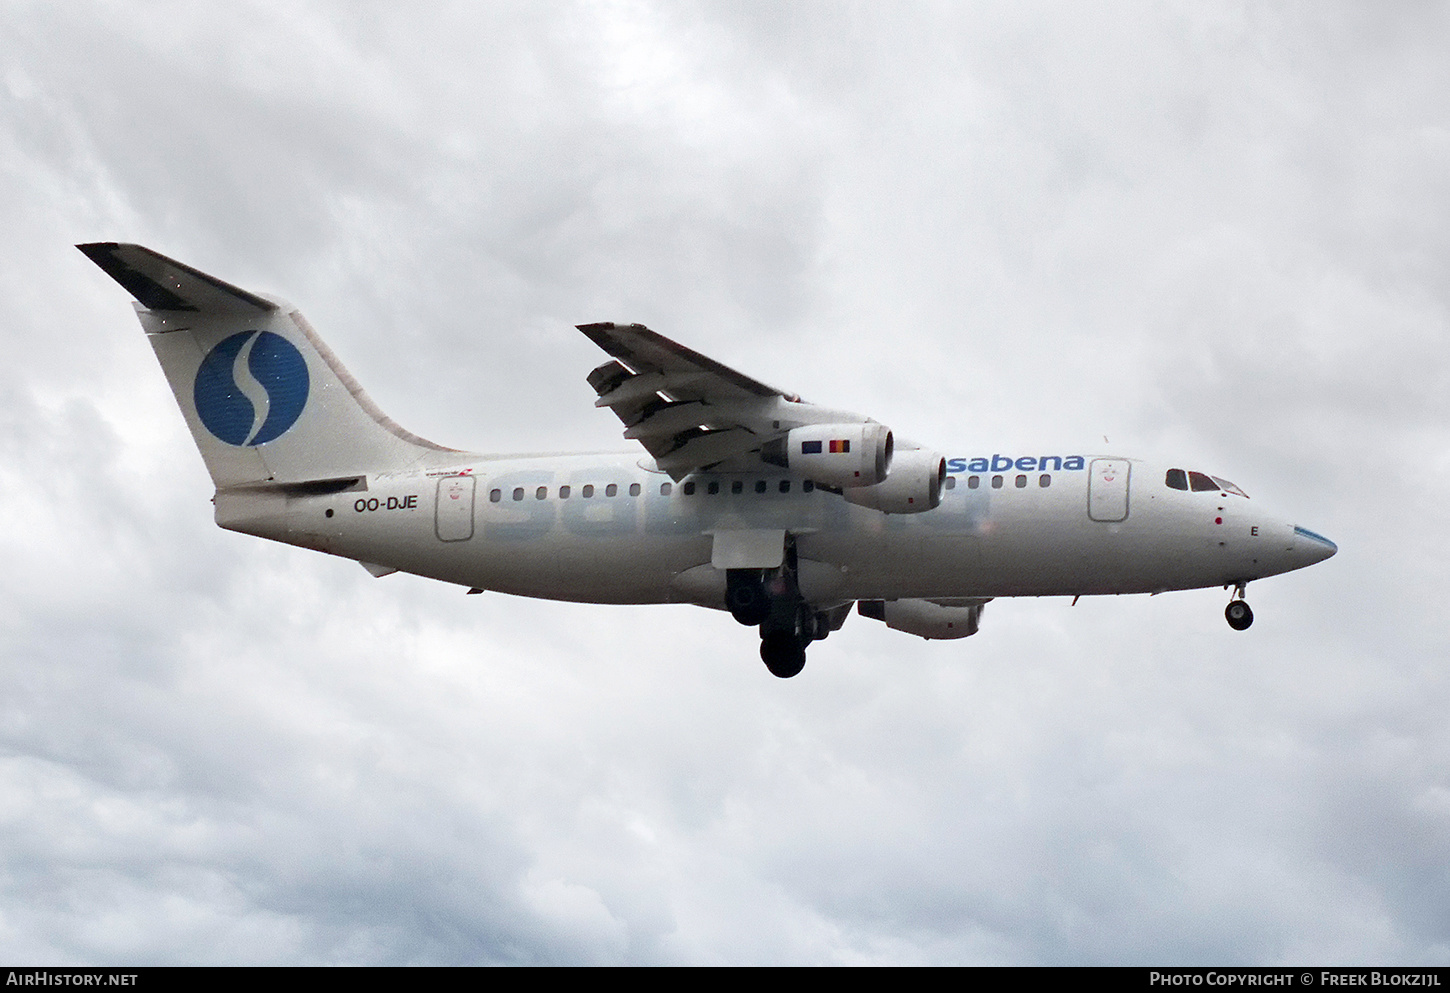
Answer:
193;330;309;446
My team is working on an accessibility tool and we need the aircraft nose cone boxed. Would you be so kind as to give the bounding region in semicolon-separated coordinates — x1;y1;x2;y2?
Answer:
1294;526;1338;565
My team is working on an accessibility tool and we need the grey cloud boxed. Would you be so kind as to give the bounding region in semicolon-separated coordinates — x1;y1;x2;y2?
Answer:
0;0;1444;966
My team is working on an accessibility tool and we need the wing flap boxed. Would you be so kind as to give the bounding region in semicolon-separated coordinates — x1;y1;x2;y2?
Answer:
593;371;672;409
621;400;760;440
653;427;761;475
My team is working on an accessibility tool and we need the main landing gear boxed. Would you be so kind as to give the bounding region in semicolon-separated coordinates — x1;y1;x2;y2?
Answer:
1225;582;1254;631
759;603;847;678
728;539;848;678
760;628;807;679
726;569;771;627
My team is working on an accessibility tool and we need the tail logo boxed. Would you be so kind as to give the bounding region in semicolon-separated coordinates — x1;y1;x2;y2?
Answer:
193;330;310;446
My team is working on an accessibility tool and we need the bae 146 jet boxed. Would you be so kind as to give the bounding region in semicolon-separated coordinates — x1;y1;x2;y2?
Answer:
79;243;1337;678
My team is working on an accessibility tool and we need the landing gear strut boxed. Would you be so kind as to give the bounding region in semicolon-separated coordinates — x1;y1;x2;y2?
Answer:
758;544;811;678
1225;582;1254;631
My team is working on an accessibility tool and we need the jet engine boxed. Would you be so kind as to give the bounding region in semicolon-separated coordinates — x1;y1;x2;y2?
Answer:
762;422;893;488
842;447;946;514
857;597;987;639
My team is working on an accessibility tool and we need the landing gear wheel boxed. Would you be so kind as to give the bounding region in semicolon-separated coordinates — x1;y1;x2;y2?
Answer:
727;571;770;626
1225;600;1254;631
760;631;806;678
730;596;769;627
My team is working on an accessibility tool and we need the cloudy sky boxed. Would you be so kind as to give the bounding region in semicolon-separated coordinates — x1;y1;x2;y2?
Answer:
1;0;1446;965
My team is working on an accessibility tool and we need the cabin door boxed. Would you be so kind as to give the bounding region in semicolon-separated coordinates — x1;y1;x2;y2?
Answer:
1088;459;1130;522
435;474;476;541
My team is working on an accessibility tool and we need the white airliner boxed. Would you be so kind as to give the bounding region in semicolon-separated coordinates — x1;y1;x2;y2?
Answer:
80;243;1337;677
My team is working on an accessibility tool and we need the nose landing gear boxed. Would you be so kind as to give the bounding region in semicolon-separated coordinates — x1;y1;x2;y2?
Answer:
1225;582;1254;631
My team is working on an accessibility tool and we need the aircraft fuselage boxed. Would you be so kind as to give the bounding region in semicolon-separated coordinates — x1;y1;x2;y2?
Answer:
219;451;1333;608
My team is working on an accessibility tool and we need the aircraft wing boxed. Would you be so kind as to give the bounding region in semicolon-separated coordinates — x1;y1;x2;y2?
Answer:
579;322;874;479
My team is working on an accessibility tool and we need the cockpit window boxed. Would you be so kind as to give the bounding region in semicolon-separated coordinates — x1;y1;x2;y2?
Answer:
1211;476;1249;498
1168;466;1251;498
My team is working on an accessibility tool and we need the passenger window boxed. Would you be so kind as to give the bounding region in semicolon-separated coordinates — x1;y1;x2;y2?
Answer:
945;477;956;490
1039;474;1051;487
512;487;524;501
605;483;618;497
535;486;547;500
683;481;696;496
755;480;767;494
489;489;501;503
968;475;980;489
1015;475;1027;488
582;484;594;498
991;475;1003;489
559;485;570;499
732;480;744;495
660;483;671;496
803;480;814;493
708;481;719;495
779;480;790;493
1189;471;1217;492
1165;468;1188;490
629;483;641;497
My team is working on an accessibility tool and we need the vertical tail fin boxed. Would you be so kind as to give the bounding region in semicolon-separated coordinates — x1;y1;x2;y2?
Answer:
79;244;463;488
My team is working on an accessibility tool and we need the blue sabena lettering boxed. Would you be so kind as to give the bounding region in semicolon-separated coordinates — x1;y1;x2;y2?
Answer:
947;455;1086;474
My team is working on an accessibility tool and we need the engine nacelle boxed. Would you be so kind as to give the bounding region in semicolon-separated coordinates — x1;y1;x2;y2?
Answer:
857;598;987;640
842;447;945;514
763;422;893;488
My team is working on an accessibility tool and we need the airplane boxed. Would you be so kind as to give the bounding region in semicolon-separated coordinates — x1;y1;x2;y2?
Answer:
78;243;1338;678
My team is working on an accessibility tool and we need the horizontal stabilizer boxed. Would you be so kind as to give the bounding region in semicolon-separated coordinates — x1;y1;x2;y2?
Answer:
77;243;278;314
